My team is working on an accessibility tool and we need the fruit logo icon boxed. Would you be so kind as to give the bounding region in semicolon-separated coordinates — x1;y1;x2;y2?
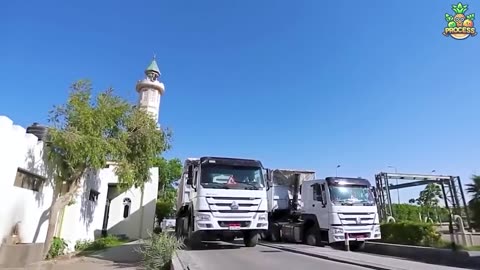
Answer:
443;2;476;40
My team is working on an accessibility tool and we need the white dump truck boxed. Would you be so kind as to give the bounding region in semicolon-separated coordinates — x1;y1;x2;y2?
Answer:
175;157;269;248
263;169;381;250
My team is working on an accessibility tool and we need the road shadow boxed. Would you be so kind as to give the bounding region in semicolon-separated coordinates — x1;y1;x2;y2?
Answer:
188;240;244;251
109;262;145;269
84;241;144;268
260;250;282;253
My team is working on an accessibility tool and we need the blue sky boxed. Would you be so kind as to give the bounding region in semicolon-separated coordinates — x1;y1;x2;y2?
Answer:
2;0;479;202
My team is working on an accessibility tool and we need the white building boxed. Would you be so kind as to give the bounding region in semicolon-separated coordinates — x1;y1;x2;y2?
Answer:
0;57;165;267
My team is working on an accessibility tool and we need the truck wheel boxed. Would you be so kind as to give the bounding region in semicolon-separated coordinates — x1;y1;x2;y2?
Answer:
269;224;281;242
185;215;202;250
259;230;269;241
305;228;319;246
243;232;259;247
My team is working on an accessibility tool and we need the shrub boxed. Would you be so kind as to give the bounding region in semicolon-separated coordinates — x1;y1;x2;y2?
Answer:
380;222;441;246
47;237;68;259
138;232;184;270
75;235;125;252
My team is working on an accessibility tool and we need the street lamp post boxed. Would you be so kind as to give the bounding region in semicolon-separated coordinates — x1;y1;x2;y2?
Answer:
388;165;400;204
336;165;341;177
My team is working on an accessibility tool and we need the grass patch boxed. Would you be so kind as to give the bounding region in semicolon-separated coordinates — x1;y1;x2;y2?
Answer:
465;245;480;251
402;240;480;251
75;235;128;255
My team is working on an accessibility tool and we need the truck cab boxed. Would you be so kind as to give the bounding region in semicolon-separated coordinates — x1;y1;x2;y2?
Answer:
300;177;381;249
175;157;269;248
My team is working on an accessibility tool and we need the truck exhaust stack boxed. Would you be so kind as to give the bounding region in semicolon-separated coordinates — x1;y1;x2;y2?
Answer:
291;173;301;211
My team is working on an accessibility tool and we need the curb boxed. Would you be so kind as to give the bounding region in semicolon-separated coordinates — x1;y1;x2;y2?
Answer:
171;251;188;270
259;243;398;270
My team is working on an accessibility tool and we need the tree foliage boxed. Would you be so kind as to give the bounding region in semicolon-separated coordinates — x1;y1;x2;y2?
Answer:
409;183;443;207
44;80;171;257
467;175;480;229
392;204;449;223
154;157;182;192
154;157;182;223
406;183;444;222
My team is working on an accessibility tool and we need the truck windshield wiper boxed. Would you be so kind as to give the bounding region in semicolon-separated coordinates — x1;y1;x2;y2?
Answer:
336;199;355;206
360;200;374;206
239;183;260;190
202;182;230;189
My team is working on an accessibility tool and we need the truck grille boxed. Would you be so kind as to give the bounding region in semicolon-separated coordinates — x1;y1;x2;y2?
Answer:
337;212;376;225
206;196;263;218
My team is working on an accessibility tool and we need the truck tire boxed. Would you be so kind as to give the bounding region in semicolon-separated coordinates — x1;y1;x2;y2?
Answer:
243;232;259;247
185;214;202;250
304;228;320;246
269;224;281;242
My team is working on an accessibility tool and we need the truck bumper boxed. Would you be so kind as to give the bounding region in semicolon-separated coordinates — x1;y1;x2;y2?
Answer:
194;211;269;231
329;225;381;243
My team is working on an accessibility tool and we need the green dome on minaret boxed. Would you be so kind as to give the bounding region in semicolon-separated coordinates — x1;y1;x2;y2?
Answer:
145;56;160;75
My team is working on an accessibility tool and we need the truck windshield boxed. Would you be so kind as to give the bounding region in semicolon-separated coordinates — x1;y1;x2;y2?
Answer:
200;165;265;190
329;185;375;206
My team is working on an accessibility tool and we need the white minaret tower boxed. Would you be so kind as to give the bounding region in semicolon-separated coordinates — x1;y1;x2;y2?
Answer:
136;56;165;122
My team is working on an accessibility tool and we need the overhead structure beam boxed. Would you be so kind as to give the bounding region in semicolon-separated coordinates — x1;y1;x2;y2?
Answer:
387;180;439;190
378;172;452;181
374;171;472;230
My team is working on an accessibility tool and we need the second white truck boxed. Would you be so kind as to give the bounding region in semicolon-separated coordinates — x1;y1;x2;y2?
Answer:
263;169;381;250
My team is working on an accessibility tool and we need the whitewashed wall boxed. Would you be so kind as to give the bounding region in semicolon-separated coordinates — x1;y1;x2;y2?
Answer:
60;167;159;250
1;115;159;252
0;116;54;247
59;170;110;250
105;167;158;240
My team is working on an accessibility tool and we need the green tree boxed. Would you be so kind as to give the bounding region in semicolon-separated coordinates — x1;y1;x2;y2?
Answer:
44;80;171;257
154;157;182;223
409;183;443;222
156;189;178;222
154;157;182;194
466;175;480;203
467;175;480;229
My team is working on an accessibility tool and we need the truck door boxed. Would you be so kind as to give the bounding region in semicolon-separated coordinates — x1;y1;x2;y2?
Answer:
310;183;329;230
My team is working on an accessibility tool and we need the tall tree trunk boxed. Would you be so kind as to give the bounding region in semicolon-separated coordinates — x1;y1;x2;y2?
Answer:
42;175;83;258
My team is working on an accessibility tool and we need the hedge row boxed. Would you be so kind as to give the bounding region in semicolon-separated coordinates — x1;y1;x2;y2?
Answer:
380;222;442;246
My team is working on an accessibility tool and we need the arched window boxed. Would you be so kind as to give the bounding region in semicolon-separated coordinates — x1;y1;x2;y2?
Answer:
123;198;132;218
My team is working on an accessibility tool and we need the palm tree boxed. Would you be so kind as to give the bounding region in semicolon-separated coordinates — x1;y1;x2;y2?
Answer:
467;175;480;229
466;175;480;204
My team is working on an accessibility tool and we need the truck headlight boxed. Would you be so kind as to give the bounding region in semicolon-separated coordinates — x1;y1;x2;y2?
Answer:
333;228;343;234
374;225;381;233
258;213;267;221
196;213;211;221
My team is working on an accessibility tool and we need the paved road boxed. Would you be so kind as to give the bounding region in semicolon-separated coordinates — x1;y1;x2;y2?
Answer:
180;240;371;270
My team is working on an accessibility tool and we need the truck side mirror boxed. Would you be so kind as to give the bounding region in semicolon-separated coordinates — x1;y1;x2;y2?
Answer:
265;169;272;190
321;184;327;207
187;166;193;186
